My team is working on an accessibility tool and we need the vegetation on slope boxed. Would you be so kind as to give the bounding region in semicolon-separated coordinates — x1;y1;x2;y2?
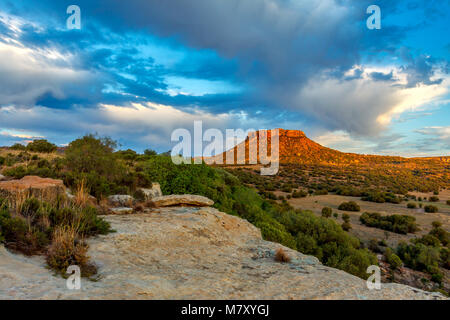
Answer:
1;136;377;279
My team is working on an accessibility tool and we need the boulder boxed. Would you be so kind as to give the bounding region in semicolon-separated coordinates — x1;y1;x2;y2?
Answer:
138;183;162;201
0;176;65;203
107;195;134;207
150;194;214;207
110;207;134;215
0;174;6;181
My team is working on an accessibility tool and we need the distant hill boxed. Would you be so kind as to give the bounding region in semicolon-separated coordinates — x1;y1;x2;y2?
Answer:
205;129;449;166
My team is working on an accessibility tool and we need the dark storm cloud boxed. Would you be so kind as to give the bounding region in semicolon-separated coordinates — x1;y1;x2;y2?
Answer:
0;0;448;146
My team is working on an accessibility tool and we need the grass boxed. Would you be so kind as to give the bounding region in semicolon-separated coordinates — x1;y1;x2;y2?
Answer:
0;193;112;277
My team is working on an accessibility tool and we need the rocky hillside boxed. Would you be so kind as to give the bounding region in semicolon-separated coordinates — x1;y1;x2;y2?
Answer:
207;128;449;166
0;206;445;299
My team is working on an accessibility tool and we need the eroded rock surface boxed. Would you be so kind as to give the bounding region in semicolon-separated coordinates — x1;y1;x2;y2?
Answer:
138;183;162;201
150;195;214;207
107;195;134;207
0;207;446;300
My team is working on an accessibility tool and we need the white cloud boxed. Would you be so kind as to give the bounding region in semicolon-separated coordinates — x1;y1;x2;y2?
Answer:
295;65;450;136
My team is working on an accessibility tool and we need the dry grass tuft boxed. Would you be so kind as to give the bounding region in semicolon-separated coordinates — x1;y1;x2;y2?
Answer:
46;225;97;277
274;248;291;263
73;179;90;207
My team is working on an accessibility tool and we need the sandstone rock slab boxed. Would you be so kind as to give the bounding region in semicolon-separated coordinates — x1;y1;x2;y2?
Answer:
150;194;214;207
0;207;446;300
0;176;65;203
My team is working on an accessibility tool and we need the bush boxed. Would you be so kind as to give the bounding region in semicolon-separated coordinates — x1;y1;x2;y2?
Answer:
0;196;111;275
362;191;402;204
424;205;438;213
46;226;97;277
342;222;352;231
10;143;26;151
432;221;442;229
321;207;332;218
338;201;360;212
407;202;417;209
144;149;157;156
387;253;403;270
26;139;57;153
368;239;381;253
342;213;350;223
431;273;443;284
360;212;418;234
429;196;439;202
63;135;150;198
292;190;307;198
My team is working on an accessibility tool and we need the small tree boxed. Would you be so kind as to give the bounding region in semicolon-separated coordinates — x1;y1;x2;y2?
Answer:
65;135;117;174
144;149;157;156
431;221;442;229
321;207;332;218
26;139;57;153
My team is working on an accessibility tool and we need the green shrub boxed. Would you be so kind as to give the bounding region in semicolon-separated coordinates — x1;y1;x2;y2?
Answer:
362;191;402;204
387;253;403;270
314;189;328;195
321;207;332;218
429;196;439;202
424;205;438;213
342;222;352;231
407;202;417;209
292;190;307;198
360;212;418;234
26;140;57;153
342;213;350;223
144;149;157;156
10;143;26;151
431;272;443;284
338;201;360;212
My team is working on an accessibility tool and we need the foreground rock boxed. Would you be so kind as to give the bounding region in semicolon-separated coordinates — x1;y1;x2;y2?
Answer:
0;176;65;203
138;183;162;201
0;207;445;300
107;195;134;207
150;194;214;207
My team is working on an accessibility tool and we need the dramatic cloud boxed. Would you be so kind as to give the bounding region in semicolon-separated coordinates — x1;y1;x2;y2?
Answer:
0;0;448;155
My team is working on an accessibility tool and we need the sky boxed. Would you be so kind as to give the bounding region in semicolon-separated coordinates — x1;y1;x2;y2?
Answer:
0;0;449;156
